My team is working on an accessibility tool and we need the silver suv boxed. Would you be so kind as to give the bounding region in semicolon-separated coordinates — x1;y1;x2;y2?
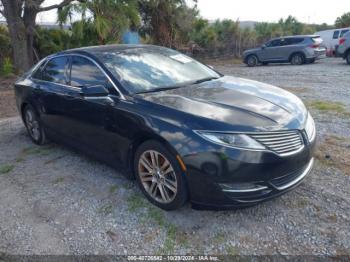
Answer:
243;35;326;67
336;31;350;64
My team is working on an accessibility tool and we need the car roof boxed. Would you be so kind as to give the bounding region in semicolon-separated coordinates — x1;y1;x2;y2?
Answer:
55;44;166;56
270;35;320;40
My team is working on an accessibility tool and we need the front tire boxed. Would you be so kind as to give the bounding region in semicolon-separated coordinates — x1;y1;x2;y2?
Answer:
23;105;48;145
346;51;350;65
246;55;258;67
290;53;305;65
134;140;188;210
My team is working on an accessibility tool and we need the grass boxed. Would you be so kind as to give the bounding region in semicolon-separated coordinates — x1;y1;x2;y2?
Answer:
127;192;180;254
21;145;54;157
161;224;177;254
225;245;240;255
0;164;14;174
109;185;118;194
308;100;346;114
126;193;145;212
213;232;226;245
97;204;114;216
53;177;65;184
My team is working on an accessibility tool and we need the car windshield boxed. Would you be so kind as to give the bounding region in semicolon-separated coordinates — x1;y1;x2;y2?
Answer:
94;47;220;94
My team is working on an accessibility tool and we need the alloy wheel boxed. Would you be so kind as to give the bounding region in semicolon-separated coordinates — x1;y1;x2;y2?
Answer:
25;109;41;141
138;150;178;204
291;54;303;65
247;55;258;67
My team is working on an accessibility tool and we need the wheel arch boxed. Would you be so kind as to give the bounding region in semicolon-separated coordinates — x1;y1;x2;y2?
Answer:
126;131;184;180
345;48;350;57
288;51;306;62
20;101;41;121
245;53;260;63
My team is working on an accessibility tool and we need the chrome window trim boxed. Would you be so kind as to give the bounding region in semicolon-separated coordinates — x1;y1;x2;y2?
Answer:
30;53;126;100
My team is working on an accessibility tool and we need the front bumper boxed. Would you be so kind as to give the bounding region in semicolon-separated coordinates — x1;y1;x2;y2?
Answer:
183;138;316;210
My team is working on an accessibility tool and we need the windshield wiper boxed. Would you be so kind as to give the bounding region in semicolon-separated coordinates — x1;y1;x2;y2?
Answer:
193;76;220;84
135;77;221;95
135;85;184;94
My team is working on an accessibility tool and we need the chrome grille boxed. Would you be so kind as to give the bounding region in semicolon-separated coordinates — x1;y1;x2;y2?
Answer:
250;131;304;156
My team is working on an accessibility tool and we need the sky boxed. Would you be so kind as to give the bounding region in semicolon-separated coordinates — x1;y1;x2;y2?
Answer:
37;0;350;25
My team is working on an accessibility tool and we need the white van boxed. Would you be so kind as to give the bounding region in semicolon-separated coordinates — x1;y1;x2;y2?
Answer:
315;27;350;54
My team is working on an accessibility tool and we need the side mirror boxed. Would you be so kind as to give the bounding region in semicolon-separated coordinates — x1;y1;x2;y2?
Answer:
81;85;109;97
261;44;266;49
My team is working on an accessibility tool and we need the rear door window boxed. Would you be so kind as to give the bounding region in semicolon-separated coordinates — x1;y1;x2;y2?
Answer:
269;39;281;47
70;56;109;88
285;38;304;45
333;30;340;39
42;56;69;84
340;29;349;37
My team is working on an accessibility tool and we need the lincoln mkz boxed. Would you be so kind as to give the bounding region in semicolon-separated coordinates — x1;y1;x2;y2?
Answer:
15;45;316;210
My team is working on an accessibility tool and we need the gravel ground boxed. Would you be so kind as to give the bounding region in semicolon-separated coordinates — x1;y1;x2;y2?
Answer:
0;58;349;256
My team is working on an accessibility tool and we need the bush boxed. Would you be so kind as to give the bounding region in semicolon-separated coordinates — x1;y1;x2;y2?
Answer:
1;57;14;76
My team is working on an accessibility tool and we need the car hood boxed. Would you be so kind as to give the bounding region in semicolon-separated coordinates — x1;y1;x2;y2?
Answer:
139;76;307;131
243;48;261;55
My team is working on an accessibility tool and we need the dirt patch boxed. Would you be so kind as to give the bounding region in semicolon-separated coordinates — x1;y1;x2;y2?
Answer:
315;135;350;175
280;87;309;94
0;89;17;118
0;75;17;118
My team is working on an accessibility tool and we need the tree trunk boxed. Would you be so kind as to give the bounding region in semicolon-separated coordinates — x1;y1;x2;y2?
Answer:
23;6;39;66
8;23;30;72
2;0;31;72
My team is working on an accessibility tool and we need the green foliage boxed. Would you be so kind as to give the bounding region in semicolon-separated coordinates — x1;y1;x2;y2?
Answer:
14;2;346;61
139;0;197;47
58;0;140;44
0;25;12;67
0;164;14;174
335;12;350;28
309;101;346;114
1;57;14;76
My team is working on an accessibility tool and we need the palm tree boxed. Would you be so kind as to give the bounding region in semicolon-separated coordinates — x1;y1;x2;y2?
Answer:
58;0;140;45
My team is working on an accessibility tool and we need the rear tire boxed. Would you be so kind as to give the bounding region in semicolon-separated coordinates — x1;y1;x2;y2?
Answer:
134;140;188;210
290;53;305;65
246;55;258;67
23;105;48;145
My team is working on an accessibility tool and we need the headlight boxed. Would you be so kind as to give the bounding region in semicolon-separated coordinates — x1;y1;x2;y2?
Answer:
304;112;316;142
194;131;265;150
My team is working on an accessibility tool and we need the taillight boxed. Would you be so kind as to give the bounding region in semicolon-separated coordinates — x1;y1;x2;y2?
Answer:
310;44;319;48
339;38;346;45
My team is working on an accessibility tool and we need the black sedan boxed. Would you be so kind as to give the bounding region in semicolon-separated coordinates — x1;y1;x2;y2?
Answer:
14;45;316;210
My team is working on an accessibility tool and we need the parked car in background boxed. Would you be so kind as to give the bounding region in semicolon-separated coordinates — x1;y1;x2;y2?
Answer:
243;35;326;67
336;31;350;64
316;27;350;54
15;45;316;210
